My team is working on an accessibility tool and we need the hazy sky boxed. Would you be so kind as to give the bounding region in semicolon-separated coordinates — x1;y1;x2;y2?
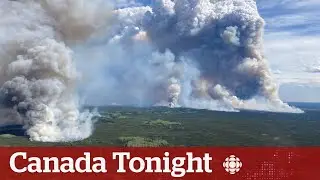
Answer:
256;0;320;102
112;0;320;102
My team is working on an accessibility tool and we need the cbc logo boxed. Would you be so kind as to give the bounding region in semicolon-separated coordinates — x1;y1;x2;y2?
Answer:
223;155;242;175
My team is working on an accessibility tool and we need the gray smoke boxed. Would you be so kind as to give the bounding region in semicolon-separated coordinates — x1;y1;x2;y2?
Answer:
0;0;302;142
0;0;110;142
78;0;301;113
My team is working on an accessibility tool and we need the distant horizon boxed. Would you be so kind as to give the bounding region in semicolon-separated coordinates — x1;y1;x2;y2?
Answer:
82;101;320;107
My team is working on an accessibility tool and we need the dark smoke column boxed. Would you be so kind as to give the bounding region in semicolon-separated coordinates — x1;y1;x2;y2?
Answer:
141;0;298;112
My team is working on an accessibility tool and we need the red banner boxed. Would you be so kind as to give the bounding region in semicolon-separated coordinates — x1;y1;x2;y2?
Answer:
0;147;318;180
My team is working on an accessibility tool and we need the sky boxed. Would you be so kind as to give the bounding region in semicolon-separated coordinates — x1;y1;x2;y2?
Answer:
112;0;320;103
256;0;320;102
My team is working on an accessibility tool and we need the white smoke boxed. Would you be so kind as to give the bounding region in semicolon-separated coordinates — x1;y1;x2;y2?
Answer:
78;0;302;113
0;0;110;142
0;0;302;142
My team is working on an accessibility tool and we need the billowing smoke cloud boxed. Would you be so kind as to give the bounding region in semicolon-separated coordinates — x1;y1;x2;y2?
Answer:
78;0;302;113
0;0;110;142
0;0;302;142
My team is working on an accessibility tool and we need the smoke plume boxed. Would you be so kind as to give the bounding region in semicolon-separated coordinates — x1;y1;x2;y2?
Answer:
78;0;301;113
0;0;302;142
0;0;110;142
